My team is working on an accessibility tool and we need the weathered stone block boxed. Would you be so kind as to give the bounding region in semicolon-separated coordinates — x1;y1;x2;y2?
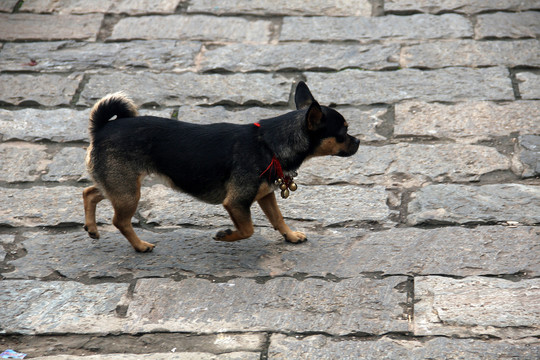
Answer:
280;14;472;42
400;39;540;68
31;353;260;360
0;143;50;183
20;0;182;14
0;280;128;334
513;135;540;177
109;15;271;43
517;72;540;100
42;147;88;182
301;143;510;186
0;108;90;142
78;72;291;107
385;0;540;14
201;43;399;72
0;74;82;106
414;276;540;338
305;67;513;105
187;0;371;16
0;41;201;72
407;184;540;225
125;277;409;335
0;13;103;41
395;100;540;141
475;11;540;39
269;334;540;359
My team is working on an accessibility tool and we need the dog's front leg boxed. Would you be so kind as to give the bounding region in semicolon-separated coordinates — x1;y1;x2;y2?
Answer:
258;192;307;243
214;200;254;242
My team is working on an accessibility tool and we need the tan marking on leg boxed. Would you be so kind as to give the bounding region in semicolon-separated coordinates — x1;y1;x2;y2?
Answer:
257;192;307;243
83;185;105;239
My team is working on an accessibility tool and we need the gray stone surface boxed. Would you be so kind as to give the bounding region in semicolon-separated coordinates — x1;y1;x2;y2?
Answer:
0;143;50;183
0;186;114;227
8;225;539;280
139;184;393;228
21;0;182;14
517;72;540;100
0;13;103;41
187;0;371;16
34;353;259;360
0;0;18;12
201;43;399;72
0;108;89;142
125;277;409;335
414;276;540;338
305;67;513;105
385;0;540;14
301;143;510;186
280;14;472;42
0;73;82;106
43;147;88;182
0;234;15;262
0;41;201;72
78;72;291;107
109;15;271;43
475;11;540;39
407;184;540;225
0;280;129;334
400;39;540;68
395;100;540;141
268;334;540;360
513;135;540;177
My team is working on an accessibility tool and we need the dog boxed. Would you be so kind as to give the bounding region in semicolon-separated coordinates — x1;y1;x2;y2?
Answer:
83;81;360;252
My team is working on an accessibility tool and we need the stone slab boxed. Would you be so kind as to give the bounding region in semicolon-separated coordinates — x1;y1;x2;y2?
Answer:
394;100;540;142
385;0;540;14
301;143;510;186
0;108;89;142
125;276;409;335
517;72;540;100
0;143;51;183
280;14;472;42
513;135;540;177
0;186;114;227
407;184;540;225
400;39;540;68
0;280;129;335
268;334;540;359
21;0;182;14
475;11;540;39
0;73;82;106
78;72;291;107
33;353;259;360
305;67;513;105
139;184;393;228
187;0;371;16
414;276;540;338
8;225;538;280
109;15;270;43
0;0;18;12
0;234;15;262
0;41;201;72
201;43;399;72
0;13;103;41
43;147;88;182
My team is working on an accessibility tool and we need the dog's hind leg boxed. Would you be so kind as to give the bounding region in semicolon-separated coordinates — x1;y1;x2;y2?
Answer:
83;185;105;239
258;192;307;243
215;201;254;242
109;175;155;252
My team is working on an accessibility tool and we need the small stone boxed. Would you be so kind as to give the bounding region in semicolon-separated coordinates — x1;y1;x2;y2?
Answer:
516;72;540;100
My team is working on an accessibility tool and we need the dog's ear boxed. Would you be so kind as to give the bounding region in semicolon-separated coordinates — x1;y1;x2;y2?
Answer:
295;81;316;110
306;100;324;131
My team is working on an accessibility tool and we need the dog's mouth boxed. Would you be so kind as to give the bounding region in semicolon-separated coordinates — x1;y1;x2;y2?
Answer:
336;136;360;157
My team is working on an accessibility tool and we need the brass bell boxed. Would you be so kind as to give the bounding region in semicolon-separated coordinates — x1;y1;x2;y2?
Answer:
277;178;283;184
279;183;288;191
288;182;297;191
281;189;290;199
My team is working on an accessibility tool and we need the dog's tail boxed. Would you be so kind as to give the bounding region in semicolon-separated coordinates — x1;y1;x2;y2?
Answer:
89;92;138;138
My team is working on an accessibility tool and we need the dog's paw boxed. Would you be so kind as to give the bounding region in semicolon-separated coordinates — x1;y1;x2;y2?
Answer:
134;241;155;253
214;229;233;241
83;225;100;239
283;231;307;244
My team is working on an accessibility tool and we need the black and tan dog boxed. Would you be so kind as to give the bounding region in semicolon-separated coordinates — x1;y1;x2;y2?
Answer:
83;82;359;252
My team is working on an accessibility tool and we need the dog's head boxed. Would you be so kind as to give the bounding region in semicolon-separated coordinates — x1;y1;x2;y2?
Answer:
295;81;360;157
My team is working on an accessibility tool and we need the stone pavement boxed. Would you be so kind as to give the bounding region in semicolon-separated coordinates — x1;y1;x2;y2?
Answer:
0;0;540;358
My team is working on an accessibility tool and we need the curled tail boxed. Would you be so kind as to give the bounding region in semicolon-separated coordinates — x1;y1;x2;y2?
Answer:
89;92;138;138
